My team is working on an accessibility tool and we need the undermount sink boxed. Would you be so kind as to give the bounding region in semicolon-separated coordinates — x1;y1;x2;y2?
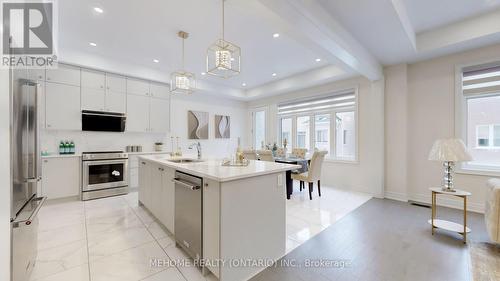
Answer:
167;158;203;163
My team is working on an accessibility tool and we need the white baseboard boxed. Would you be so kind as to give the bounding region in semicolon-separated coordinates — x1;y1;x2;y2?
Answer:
408;193;484;214
384;191;408;202
384;191;484;213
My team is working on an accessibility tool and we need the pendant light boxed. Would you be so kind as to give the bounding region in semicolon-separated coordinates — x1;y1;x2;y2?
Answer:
171;31;196;94
206;0;241;78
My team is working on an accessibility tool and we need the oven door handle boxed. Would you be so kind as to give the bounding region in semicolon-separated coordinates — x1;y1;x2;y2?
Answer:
83;159;128;166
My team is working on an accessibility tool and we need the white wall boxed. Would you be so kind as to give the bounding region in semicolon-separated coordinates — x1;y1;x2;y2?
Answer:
247;76;385;197
385;43;500;213
0;69;11;281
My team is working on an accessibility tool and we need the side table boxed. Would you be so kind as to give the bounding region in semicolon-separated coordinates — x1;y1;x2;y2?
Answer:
428;187;471;244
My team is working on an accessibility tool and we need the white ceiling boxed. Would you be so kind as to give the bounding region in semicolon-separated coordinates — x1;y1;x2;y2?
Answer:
56;0;500;100
402;0;500;32
58;0;328;92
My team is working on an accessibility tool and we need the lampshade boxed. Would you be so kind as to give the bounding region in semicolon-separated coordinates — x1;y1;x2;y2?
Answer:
428;138;473;162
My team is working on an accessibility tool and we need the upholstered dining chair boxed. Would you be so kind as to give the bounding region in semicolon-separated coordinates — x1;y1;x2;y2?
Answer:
485;178;500;243
291;151;327;200
291;148;308;159
256;150;274;162
243;150;257;160
275;148;286;158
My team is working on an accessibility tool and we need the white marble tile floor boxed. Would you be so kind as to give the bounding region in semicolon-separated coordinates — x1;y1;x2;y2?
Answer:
31;184;370;281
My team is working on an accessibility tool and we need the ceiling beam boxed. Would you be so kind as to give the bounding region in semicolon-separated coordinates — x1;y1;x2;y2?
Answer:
245;65;353;100
390;0;416;50
255;0;383;81
417;9;500;52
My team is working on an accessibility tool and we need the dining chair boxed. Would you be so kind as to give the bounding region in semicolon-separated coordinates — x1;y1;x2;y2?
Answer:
291;148;308;159
256;150;274;161
291;151;327;200
275;148;286;158
243;150;257;160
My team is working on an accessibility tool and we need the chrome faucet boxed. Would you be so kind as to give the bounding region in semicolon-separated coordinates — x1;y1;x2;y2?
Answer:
189;142;202;159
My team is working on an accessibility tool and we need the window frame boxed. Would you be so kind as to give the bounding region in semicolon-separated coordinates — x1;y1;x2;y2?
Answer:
250;106;268;150
277;88;359;162
455;61;500;176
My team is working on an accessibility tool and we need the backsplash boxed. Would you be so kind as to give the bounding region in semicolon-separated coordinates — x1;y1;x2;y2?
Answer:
41;130;170;154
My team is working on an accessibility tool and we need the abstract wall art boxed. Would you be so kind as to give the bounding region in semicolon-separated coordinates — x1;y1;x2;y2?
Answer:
215;115;230;138
188;110;209;139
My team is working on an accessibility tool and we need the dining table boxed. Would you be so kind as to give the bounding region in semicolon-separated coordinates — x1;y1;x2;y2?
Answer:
274;156;310;199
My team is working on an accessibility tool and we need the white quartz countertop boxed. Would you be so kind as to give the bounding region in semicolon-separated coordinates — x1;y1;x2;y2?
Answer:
139;154;302;182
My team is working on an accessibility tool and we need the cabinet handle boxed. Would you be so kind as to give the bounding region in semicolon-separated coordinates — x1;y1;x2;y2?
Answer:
141;162;146;165
44;160;48;163
47;124;51;128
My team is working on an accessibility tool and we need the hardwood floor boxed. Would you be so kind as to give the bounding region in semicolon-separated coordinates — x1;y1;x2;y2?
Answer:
251;198;488;281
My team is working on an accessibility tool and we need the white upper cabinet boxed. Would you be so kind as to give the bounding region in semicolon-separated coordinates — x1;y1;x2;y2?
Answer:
149;97;170;133
127;78;150;96
81;88;106;111
45;82;81;130
28;68;45;81
46;64;81;86
150;83;170;99
81;69;105;90
106;91;126;113
106;74;126;93
126;94;150;132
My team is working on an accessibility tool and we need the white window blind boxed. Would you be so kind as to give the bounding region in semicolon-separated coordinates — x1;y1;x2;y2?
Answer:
462;62;500;96
277;91;356;116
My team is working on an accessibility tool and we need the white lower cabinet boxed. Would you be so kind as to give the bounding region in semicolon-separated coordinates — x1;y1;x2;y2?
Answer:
41;157;80;200
137;160;175;234
150;163;163;219
138;160;151;207
160;167;175;233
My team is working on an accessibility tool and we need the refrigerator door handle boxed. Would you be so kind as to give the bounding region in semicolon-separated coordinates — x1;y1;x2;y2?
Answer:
22;79;41;183
12;196;46;228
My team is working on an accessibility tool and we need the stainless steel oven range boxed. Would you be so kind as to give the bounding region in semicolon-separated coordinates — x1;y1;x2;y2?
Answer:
81;151;128;200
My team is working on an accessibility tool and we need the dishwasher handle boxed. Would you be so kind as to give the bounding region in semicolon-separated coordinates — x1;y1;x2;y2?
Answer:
172;178;201;190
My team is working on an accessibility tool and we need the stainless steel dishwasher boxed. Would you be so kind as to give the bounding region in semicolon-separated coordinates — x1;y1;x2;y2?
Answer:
173;171;203;263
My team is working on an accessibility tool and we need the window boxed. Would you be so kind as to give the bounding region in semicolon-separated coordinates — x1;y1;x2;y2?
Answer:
252;109;266;149
476;125;490;147
335;111;356;159
280;118;292;153
278;90;357;160
459;62;500;173
315;114;330;154
296;116;310;149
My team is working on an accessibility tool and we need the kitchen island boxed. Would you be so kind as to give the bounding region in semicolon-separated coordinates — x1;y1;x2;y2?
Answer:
138;154;301;281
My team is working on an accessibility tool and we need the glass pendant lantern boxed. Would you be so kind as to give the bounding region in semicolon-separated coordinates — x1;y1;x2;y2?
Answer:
206;0;241;78
171;31;196;94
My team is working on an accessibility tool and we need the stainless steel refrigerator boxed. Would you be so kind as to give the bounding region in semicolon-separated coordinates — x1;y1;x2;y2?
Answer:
10;67;47;281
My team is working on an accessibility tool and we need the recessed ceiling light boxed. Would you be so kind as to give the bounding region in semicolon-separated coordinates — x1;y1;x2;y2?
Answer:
242;83;247;87
315;58;321;62
273;33;280;38
153;59;159;63
93;7;104;14
201;72;206;76
272;73;277;77
89;42;97;47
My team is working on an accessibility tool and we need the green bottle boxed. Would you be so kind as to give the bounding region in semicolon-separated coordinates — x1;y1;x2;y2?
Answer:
64;141;70;154
59;141;65;154
69;141;75;154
